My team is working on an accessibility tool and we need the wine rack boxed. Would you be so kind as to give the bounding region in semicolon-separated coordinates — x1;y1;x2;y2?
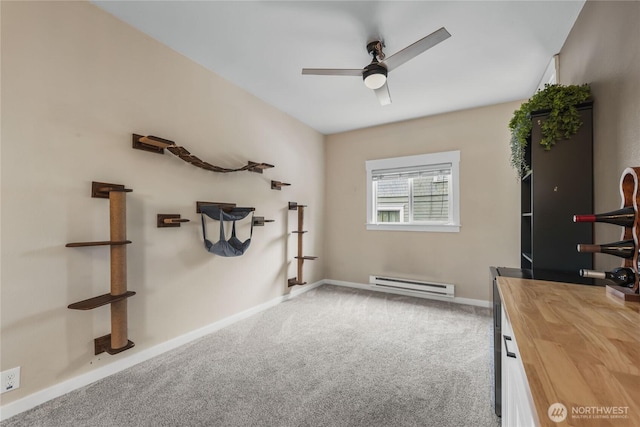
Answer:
609;167;640;301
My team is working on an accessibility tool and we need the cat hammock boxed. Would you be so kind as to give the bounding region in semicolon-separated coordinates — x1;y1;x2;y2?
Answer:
200;204;255;257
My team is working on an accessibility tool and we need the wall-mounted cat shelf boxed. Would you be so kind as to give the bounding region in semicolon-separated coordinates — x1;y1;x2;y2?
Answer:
288;201;317;287
132;134;274;174
157;214;190;228
196;201;257;214
253;216;275;226
66;181;135;355
195;202;270;227
271;180;291;190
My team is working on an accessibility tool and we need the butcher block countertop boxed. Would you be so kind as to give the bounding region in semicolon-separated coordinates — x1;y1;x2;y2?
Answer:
497;277;640;427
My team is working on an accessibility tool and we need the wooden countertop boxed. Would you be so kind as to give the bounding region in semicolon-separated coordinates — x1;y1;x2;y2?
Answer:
497;277;640;427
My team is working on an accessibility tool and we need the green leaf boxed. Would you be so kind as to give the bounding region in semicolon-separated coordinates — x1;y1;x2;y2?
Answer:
508;83;590;178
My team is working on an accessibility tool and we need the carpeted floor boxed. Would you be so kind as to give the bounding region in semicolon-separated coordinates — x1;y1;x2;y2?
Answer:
1;284;500;427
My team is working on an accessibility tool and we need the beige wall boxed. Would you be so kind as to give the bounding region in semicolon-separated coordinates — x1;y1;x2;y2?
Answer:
4;0;639;413
559;1;640;270
1;1;324;404
324;102;522;301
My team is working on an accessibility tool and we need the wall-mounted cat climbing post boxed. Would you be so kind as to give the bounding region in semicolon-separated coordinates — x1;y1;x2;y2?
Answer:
288;202;318;287
132;134;274;174
66;182;135;355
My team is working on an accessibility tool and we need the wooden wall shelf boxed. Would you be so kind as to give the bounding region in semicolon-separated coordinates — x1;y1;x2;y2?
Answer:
157;214;190;228
66;181;135;355
252;217;274;227
92;181;132;199
68;291;136;310
131;134;174;154
196;201;255;214
271;180;291;190
66;240;132;247
132;133;274;174
288;202;317;287
197;201;234;213
247;162;274;174
288;202;307;210
94;334;135;355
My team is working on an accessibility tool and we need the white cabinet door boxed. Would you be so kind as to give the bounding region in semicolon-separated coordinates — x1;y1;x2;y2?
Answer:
501;305;537;427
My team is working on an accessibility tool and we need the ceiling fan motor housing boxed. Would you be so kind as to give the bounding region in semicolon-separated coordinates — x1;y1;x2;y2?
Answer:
363;62;387;89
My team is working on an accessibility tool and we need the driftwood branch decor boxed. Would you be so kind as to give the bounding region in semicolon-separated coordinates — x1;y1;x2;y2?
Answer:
132;134;274;174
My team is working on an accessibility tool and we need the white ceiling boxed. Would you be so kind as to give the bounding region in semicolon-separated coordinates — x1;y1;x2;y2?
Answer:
93;1;585;135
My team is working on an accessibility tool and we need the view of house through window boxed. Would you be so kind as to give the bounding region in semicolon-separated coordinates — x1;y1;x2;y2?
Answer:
377;208;402;223
374;167;451;223
366;151;460;232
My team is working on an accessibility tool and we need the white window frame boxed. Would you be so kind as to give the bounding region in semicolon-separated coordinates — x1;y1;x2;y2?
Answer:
535;54;559;92
366;150;460;232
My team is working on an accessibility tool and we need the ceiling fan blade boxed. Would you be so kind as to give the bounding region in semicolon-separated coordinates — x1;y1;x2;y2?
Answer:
382;27;451;72
374;82;391;106
301;68;363;76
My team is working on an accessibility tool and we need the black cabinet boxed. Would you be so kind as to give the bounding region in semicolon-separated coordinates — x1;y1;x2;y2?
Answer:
521;102;594;271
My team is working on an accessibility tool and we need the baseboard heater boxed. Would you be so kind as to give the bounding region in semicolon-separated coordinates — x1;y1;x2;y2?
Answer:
369;275;455;299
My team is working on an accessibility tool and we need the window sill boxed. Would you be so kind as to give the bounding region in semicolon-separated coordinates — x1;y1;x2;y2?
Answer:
366;223;460;233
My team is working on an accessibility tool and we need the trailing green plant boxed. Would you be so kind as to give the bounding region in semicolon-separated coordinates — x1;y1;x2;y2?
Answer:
509;83;591;177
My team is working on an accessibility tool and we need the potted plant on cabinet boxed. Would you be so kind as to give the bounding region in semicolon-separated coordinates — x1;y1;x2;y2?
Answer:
509;83;591;178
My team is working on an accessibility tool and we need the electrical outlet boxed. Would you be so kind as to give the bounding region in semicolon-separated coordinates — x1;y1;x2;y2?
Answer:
1;367;21;393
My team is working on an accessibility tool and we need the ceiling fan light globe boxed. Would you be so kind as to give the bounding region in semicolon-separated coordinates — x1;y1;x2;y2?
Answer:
364;74;387;90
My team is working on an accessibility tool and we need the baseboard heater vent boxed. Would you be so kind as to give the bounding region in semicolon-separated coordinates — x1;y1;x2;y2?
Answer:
369;275;455;299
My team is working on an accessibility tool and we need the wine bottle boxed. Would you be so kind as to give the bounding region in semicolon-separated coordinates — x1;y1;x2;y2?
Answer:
576;239;637;259
580;267;636;287
573;206;636;227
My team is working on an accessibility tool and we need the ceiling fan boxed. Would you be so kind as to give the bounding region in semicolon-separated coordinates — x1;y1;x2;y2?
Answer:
302;27;451;106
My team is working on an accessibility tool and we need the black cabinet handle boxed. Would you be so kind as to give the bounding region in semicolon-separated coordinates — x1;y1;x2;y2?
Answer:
503;335;516;358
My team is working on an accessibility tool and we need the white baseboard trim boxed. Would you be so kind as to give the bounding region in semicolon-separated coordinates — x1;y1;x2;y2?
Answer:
0;280;323;422
323;279;491;308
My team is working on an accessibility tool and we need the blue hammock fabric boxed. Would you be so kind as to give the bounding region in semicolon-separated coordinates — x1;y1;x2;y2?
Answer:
200;206;254;257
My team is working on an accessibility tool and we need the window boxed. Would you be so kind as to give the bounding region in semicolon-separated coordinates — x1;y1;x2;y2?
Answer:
366;150;460;232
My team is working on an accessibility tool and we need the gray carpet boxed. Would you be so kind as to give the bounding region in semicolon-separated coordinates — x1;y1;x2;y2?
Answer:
2;284;500;427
